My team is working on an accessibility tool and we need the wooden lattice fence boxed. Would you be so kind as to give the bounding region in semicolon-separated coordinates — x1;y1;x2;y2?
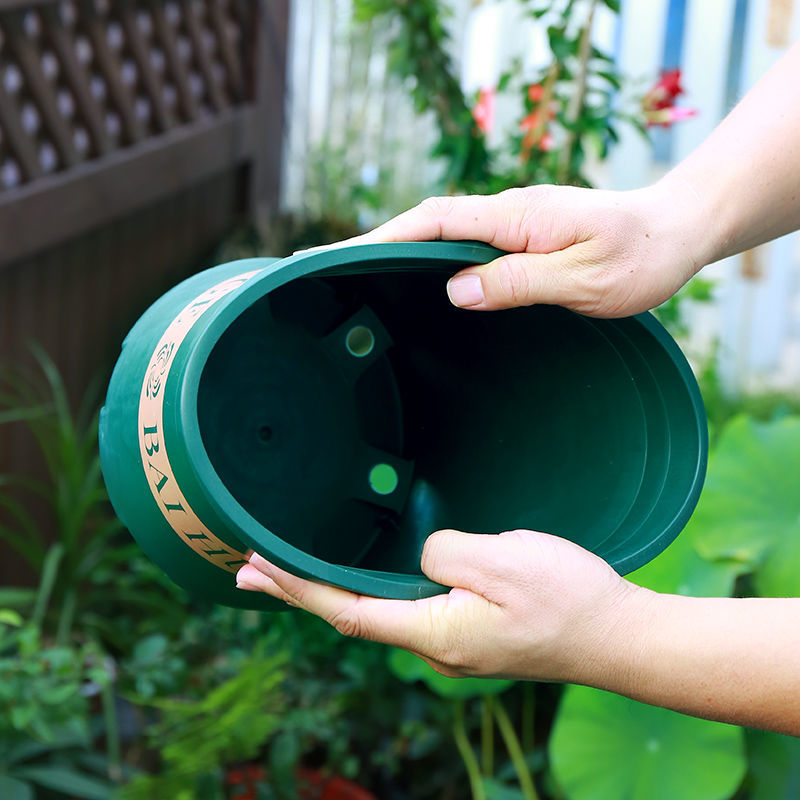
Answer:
0;0;289;584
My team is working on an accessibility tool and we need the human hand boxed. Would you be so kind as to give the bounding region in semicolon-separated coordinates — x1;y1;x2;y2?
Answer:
235;528;640;684
347;179;713;318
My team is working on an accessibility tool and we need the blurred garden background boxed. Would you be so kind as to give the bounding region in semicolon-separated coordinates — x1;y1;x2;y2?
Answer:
1;0;800;798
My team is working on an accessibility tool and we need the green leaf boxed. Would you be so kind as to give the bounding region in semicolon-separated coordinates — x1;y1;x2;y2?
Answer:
482;777;526;800
2;725;87;765
596;70;622;90
11;705;36;731
269;731;300;794
547;25;577;62
693;416;800;595
0;609;23;627
629;512;745;597
497;71;513;92
13;766;114;800
388;648;513;699
32;544;63;629
0;589;35;611
131;634;169;663
745;728;800;800
549;686;746;800
41;682;80;706
0;776;33;800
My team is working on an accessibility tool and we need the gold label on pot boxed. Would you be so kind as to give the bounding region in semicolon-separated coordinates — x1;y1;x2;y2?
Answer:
138;271;260;572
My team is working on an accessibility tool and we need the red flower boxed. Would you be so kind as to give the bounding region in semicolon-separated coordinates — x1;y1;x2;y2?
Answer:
519;110;541;132
656;68;684;101
642;68;696;127
472;86;495;135
226;764;265;800
527;83;544;103
296;768;378;800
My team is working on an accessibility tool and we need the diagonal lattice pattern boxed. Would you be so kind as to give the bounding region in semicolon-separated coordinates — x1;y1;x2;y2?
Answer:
0;0;253;190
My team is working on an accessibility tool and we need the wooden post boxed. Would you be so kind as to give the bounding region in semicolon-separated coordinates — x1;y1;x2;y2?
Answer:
248;0;289;227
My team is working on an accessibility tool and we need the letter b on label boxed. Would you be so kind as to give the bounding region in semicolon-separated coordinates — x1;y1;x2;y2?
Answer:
143;424;160;456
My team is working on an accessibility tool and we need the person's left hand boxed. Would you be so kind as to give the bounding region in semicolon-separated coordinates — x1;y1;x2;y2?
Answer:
235;528;642;684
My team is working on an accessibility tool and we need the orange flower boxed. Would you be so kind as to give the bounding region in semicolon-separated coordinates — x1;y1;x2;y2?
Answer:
519;88;556;157
528;83;545;103
472;86;496;135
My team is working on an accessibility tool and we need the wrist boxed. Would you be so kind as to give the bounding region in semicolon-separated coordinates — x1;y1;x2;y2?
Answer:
566;579;661;691
642;174;721;277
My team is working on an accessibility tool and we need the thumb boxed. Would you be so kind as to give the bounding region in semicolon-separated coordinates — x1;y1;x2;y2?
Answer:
421;529;510;593
446;250;587;311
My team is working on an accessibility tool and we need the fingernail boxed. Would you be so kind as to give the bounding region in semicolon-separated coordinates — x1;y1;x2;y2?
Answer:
447;274;484;308
249;552;273;576
236;580;258;592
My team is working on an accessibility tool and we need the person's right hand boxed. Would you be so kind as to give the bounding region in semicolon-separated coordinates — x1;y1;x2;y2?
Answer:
350;178;715;318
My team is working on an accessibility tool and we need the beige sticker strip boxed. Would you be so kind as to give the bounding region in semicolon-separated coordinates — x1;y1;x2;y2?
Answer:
138;271;261;572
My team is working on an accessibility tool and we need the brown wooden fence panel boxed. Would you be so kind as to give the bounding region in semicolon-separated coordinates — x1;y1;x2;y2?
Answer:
0;0;289;585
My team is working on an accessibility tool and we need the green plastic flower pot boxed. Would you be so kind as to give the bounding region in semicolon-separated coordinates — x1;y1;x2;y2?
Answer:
99;241;707;611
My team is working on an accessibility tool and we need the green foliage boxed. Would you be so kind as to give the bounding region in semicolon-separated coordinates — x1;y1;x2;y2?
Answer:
549;686;746;800
356;0;634;192
117;648;285;800
300;138;410;229
3;337;799;800
0;624;108;744
0;348;117;642
691;416;800;597
628;512;745;597
585;413;800;800
652;276;716;339
697;363;800;446
354;0;491;192
0;613;117;800
389;650;541;799
743;729;800;800
0;347;186;651
0;347;116;613
389;648;514;699
631;415;800;600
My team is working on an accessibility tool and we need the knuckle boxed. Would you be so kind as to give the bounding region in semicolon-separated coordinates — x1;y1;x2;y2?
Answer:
500;183;554;206
427;600;472;671
328;603;366;639
494;256;533;305
417;195;456;234
498;528;532;545
567;260;619;316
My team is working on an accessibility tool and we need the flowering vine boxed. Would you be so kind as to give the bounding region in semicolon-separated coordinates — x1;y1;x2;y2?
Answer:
356;0;697;193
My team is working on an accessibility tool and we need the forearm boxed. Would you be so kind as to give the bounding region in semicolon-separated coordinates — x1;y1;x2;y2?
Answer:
585;588;800;735
658;39;800;267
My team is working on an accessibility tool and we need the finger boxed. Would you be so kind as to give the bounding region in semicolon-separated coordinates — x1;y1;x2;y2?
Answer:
420;529;516;598
446;248;592;310
236;563;299;606
352;192;535;248
247;553;437;651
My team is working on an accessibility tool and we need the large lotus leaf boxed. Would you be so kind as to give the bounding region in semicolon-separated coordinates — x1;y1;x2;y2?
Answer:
692;416;800;596
744;729;800;800
549;686;745;800
628;510;745;597
388;648;514;699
